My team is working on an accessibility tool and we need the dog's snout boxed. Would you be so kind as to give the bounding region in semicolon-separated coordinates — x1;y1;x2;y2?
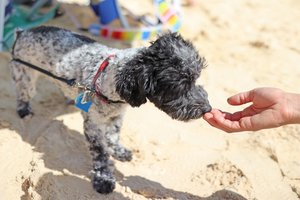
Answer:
203;104;212;114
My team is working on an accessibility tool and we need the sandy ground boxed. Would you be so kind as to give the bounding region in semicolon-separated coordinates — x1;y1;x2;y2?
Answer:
1;0;300;199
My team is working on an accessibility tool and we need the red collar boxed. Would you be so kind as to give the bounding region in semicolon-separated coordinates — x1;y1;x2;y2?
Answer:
91;55;125;104
92;55;114;87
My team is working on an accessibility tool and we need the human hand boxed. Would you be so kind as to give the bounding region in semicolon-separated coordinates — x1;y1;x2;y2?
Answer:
203;87;300;132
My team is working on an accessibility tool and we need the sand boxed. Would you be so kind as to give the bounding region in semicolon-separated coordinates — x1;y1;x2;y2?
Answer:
0;0;300;199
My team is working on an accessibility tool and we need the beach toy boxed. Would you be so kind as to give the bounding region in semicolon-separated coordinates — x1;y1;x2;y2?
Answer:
0;0;59;51
88;0;182;42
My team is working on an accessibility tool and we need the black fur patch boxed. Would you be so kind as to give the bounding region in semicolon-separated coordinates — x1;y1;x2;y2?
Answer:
30;26;96;43
116;32;211;120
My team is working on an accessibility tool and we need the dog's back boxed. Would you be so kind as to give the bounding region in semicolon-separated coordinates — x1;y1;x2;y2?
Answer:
12;26;96;68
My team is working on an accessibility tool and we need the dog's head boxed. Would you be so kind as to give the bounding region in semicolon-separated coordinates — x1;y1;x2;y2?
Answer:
116;32;211;121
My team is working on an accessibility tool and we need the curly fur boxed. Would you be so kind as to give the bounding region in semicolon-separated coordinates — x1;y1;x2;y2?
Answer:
9;26;211;194
116;33;210;120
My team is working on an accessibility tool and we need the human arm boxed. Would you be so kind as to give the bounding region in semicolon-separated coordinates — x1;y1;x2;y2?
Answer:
203;87;300;133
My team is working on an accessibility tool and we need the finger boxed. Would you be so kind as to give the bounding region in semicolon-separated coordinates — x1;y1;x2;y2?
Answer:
227;90;254;106
210;109;240;121
212;111;244;132
229;106;257;121
203;110;222;128
210;108;228;118
203;116;217;127
204;109;254;132
203;112;213;120
211;109;256;132
203;109;239;132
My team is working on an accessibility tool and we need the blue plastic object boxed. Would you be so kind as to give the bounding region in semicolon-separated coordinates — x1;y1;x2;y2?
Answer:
90;0;129;28
91;0;119;25
75;92;93;112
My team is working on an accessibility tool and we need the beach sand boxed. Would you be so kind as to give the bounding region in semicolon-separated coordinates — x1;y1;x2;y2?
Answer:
0;0;299;199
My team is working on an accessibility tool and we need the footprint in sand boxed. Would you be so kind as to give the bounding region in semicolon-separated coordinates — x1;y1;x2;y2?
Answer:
191;159;253;199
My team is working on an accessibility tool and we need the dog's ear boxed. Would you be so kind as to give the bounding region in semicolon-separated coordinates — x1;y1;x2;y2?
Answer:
115;63;149;107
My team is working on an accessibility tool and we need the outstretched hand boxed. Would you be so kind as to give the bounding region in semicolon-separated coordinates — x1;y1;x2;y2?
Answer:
203;87;300;133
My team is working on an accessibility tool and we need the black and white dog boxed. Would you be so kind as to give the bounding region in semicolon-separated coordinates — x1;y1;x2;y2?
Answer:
9;26;211;194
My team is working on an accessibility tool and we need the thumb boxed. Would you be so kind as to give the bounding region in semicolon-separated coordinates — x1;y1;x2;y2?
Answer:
227;90;254;106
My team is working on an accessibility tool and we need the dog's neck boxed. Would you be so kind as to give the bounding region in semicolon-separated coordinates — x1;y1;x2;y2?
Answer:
93;47;144;103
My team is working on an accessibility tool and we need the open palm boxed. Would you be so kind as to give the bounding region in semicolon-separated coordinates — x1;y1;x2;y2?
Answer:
204;88;294;132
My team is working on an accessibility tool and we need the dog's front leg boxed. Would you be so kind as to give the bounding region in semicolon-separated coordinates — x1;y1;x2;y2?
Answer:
83;113;116;194
105;115;132;162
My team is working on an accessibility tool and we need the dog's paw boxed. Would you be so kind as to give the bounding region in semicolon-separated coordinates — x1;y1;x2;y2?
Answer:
17;107;33;118
113;147;132;162
93;171;116;194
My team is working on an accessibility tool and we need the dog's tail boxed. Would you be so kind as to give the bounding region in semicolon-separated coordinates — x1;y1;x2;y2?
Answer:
11;28;24;57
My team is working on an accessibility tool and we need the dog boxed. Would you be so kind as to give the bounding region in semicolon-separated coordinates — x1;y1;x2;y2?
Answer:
9;26;211;194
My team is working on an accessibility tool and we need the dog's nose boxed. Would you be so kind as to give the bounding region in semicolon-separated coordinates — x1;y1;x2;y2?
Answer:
203;104;212;114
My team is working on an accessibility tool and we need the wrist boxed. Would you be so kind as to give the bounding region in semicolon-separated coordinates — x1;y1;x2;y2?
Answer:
286;92;300;124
